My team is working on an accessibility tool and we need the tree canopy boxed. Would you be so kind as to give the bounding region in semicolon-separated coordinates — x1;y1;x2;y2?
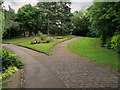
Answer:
71;10;89;36
3;5;19;38
14;4;39;36
37;1;72;35
2;1;120;50
86;2;120;44
0;0;5;37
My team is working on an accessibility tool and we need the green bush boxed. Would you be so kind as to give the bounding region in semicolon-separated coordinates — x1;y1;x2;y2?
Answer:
31;38;41;44
2;49;23;72
104;37;112;49
45;37;54;43
111;35;120;53
1;66;18;80
86;31;96;37
38;32;47;41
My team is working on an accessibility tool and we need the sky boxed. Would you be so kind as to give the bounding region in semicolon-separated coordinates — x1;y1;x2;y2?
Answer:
3;0;93;13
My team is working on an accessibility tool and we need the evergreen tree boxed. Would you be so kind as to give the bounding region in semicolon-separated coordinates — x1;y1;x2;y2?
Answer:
37;1;72;35
3;6;19;38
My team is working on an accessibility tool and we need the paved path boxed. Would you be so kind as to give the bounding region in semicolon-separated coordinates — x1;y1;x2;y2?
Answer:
2;44;65;88
2;37;118;88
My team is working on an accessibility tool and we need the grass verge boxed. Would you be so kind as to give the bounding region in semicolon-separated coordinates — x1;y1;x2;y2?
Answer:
3;35;76;54
68;37;119;71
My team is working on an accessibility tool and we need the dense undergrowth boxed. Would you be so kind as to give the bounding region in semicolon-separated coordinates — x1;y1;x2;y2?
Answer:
1;48;23;80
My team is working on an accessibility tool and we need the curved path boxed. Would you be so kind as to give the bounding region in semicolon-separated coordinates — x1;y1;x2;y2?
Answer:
2;37;118;88
2;44;65;88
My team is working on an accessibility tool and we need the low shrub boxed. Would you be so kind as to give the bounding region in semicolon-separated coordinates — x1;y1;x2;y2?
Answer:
86;31;96;37
111;35;120;53
45;37;54;43
31;32;54;44
2;49;23;72
38;32;47;41
1;66;18;80
104;37;112;49
31;38;41;44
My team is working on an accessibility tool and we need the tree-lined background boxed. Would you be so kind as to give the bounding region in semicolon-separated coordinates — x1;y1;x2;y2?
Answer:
1;1;120;53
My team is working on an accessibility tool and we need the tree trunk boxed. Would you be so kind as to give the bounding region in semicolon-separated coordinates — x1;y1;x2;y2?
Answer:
8;29;10;39
47;15;50;36
25;31;29;37
24;26;29;37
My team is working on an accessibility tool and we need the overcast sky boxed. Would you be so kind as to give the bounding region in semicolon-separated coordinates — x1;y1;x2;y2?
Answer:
3;0;93;13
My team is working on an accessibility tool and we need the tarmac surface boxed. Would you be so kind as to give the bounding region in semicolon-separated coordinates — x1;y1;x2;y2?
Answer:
2;37;118;88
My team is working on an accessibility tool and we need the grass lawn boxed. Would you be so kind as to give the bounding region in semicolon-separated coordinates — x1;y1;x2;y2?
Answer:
68;37;119;71
3;35;76;54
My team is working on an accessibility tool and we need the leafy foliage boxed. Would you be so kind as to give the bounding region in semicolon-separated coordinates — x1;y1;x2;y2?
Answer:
2;1;72;38
3;6;20;38
1;66;18;80
38;32;47;41
0;1;5;37
37;1;72;35
71;10;89;36
111;35;120;53
104;37;112;49
31;32;54;44
86;2;120;44
31;38;41;44
14;4;39;36
45;37;54;43
2;48;23;72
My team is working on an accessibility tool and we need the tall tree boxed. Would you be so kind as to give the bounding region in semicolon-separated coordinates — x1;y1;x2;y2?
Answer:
15;4;39;36
71;10;89;36
3;5;18;38
37;2;56;36
0;0;5;37
37;1;72;35
86;2;120;44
